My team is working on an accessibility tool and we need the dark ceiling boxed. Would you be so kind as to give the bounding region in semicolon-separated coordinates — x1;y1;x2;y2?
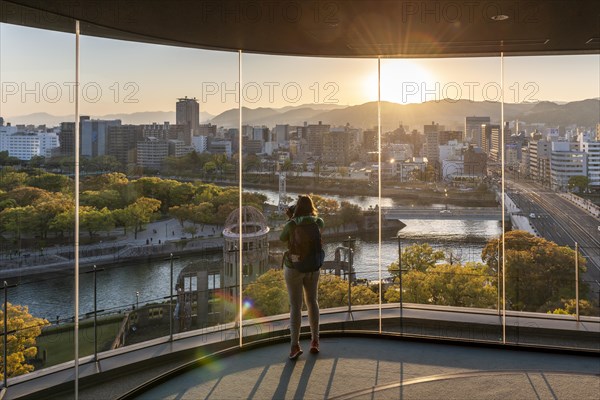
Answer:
1;0;599;57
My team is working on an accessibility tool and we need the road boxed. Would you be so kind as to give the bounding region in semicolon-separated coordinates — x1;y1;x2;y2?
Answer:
507;179;600;303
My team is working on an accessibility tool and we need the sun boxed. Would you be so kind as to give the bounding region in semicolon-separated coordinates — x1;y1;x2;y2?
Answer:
362;60;434;104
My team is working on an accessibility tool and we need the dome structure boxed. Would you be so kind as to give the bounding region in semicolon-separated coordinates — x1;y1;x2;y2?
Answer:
222;206;271;320
223;206;270;238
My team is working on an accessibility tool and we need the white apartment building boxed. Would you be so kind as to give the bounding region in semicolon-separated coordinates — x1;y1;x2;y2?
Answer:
0;129;60;160
550;141;586;191
440;140;467;180
191;135;208;153
0;124;18;150
137;137;168;170
581;140;600;189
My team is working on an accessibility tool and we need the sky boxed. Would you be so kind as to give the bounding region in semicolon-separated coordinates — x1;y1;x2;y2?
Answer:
1;23;599;121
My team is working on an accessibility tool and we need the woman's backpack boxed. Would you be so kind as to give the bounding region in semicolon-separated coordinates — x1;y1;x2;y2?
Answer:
288;220;324;272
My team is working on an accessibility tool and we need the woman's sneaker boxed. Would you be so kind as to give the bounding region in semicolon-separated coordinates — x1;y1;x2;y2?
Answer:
289;345;303;360
310;339;320;354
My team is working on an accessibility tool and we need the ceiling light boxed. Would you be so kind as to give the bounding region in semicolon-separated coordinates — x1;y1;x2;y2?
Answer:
491;15;509;21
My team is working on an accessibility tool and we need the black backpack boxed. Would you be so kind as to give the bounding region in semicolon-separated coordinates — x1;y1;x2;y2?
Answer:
288;220;324;272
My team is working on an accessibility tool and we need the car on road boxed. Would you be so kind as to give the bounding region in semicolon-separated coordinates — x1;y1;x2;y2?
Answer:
529;213;536;219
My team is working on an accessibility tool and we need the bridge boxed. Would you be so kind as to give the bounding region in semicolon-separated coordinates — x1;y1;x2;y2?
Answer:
382;207;505;221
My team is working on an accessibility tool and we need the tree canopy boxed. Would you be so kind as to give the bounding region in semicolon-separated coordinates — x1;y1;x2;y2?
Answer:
0;303;48;380
243;269;289;317
482;231;587;312
385;262;496;308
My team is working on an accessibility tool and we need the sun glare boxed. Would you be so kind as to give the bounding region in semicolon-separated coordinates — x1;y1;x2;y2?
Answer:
363;59;434;104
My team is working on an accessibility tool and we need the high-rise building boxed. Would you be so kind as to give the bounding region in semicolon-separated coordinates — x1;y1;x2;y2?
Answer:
81;119;122;157
550;142;586;191
273;124;290;145
306;121;329;157
480;124;498;156
137;137;169;170
322;129;355;165
176;96;200;138
198;123;217;137
58;116;89;156
423;121;443;164
465;116;490;143
581;140;600;189
107;125;143;165
489;122;511;163
529;139;551;186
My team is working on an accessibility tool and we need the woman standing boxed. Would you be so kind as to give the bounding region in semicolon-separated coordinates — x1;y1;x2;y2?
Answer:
280;195;324;359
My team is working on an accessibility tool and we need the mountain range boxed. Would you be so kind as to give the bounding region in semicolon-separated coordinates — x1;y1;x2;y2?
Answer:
6;99;599;131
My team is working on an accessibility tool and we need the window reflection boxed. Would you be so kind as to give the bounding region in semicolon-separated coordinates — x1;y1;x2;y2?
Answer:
0;20;599;384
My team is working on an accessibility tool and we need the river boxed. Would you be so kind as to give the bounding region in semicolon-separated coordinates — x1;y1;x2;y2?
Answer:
8;190;501;321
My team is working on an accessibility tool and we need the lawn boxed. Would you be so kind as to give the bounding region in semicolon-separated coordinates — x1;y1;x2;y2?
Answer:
35;316;123;368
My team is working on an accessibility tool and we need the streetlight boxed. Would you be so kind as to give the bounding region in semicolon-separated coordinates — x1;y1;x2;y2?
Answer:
444;188;448;210
135;291;139;310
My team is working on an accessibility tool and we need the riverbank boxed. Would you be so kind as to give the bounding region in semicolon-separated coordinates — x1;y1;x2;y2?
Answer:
221;177;498;207
0;215;404;280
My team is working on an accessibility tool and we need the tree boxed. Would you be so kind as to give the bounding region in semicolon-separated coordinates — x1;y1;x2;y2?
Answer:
182;225;199;238
0;303;48;379
311;194;339;216
243;269;289;317
384;262;496;308
133;177;179;214
282;158;293;172
339;201;362;228
190;202;217;228
482;231;587;312
6;186;52;206
111;208;136;236
80;207;115;238
567;175;589;193
169;205;193;227
349;285;378;305
26;173;72;193
81;189;123;210
388;243;445;279
0;206;37;241
33;192;72;239
170;182;197;207
0;169;27;191
49;210;75;238
82;172;129;191
203;161;217;175
127;197;161;239
318;275;377;308
551;299;596;317
318;275;348;308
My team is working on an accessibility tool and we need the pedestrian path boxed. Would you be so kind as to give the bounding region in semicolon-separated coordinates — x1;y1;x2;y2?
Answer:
0;219;224;278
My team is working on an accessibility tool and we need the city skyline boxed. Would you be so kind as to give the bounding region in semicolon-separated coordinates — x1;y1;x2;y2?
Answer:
1;23;599;121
